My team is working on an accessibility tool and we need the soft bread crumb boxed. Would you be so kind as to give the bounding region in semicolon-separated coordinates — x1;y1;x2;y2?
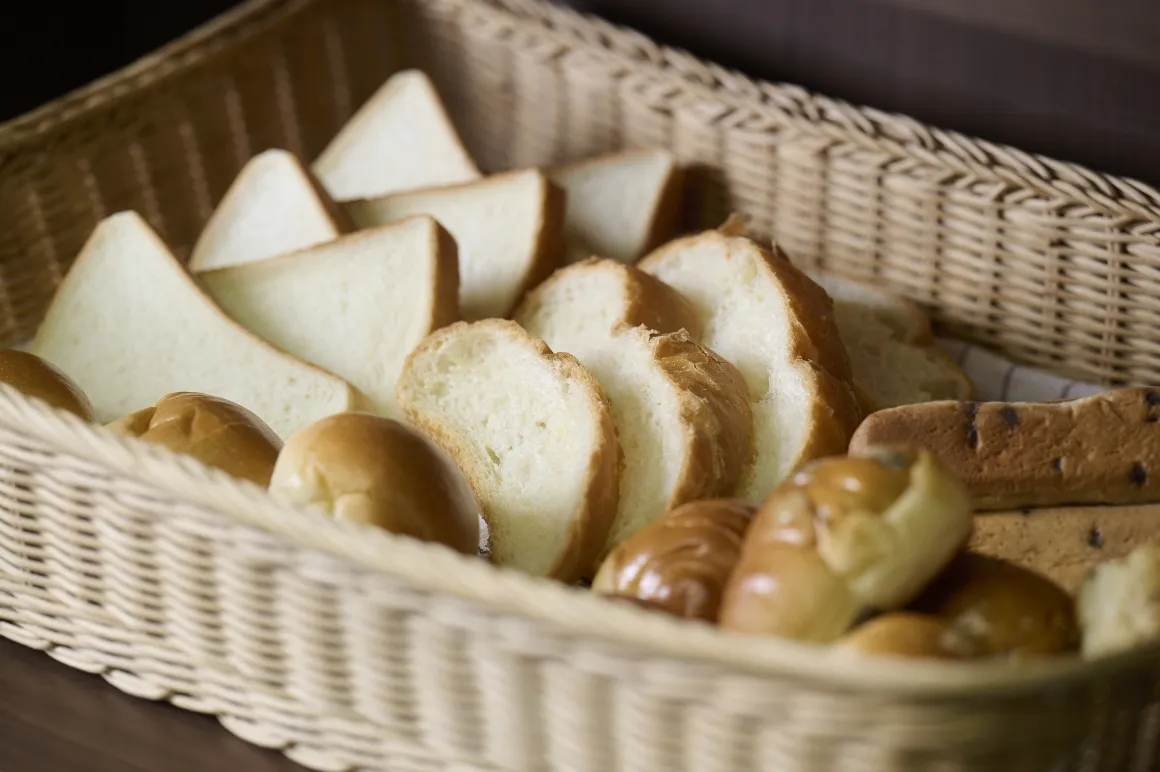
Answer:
1078;543;1160;658
397;319;619;581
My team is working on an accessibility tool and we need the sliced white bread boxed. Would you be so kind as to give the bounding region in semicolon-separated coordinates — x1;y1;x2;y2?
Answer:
807;271;974;410
187;149;351;274
199;216;459;421
548;149;684;265
31;212;361;438
515;258;753;555
344;169;564;321
314;69;480;200
396;319;619;582
638;225;864;504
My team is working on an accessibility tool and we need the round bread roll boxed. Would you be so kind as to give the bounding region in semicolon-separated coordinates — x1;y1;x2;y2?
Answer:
0;349;93;420
833;612;979;660
591;499;755;622
106;392;282;487
911;552;1079;658
718;445;973;642
269;412;480;556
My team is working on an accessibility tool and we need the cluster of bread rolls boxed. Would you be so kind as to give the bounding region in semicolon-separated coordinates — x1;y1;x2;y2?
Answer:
593;445;1090;661
11;68;1160;664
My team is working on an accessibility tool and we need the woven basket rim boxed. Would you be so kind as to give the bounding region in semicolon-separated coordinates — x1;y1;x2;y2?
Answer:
2;381;1155;697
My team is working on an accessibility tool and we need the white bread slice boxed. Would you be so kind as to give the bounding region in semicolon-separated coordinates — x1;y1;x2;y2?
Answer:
199;216;459;421
808;271;974;410
314;70;480;200
187;149;351;274
344;170;563;321
638;226;864;504
396;319;619;581
548;149;684;265
30;212;361;438
515;258;753;554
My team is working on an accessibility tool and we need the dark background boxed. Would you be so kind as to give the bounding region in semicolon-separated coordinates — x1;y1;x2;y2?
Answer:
2;0;1158;185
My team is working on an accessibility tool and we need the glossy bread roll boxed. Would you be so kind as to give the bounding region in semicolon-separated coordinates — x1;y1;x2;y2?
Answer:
833;612;978;660
106;392;282;487
718;445;972;642
592;499;755;621
269;412;480;555
911;552;1079;658
0;349;94;420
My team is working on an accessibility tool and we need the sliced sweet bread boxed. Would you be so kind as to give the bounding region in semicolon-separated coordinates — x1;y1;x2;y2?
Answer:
638;224;864;504
199;216;459;421
807;271;973;410
516;258;752;555
188;149;351;274
344;169;563;321
548;149;685;265
31;212;361;438
396;319;619;582
314;69;480;200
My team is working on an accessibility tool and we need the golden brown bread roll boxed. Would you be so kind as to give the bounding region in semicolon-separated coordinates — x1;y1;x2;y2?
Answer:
718;445;972;642
591;499;755;622
106;392;282;487
833;612;979;660
0;349;94;420
910;552;1079;658
269;412;480;555
913;552;1079;656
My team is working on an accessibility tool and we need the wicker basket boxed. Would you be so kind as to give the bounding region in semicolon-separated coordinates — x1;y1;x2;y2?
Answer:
1;0;1160;770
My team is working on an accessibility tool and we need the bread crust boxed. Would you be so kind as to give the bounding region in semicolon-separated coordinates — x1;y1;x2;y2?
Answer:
396;319;620;582
849;388;1160;510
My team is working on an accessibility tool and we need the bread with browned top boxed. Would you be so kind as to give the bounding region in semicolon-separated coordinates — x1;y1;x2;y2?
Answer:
848;388;1160;510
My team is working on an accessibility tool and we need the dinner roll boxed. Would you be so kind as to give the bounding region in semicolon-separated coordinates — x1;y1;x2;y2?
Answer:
1077;542;1160;658
0;349;94;420
592;499;755;622
911;552;1079;658
718;445;972;642
833;612;978;660
269;412;480;555
106;392;282;487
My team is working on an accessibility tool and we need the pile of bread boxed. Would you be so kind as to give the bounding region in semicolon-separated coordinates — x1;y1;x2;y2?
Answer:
12;70;1160;664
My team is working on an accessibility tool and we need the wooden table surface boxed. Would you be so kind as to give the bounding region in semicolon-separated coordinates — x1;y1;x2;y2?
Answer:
0;636;304;772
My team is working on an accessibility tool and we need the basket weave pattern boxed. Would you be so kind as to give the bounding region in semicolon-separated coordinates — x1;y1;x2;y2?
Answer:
1;0;1160;770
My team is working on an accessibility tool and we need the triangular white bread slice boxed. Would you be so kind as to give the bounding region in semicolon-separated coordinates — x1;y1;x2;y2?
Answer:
199;216;459;421
314;69;481;200
30;212;362;438
638;224;864;505
515;258;753;555
188;149;351;274
344;169;564;321
396;319;619;582
547;149;685;265
807;271;974;410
